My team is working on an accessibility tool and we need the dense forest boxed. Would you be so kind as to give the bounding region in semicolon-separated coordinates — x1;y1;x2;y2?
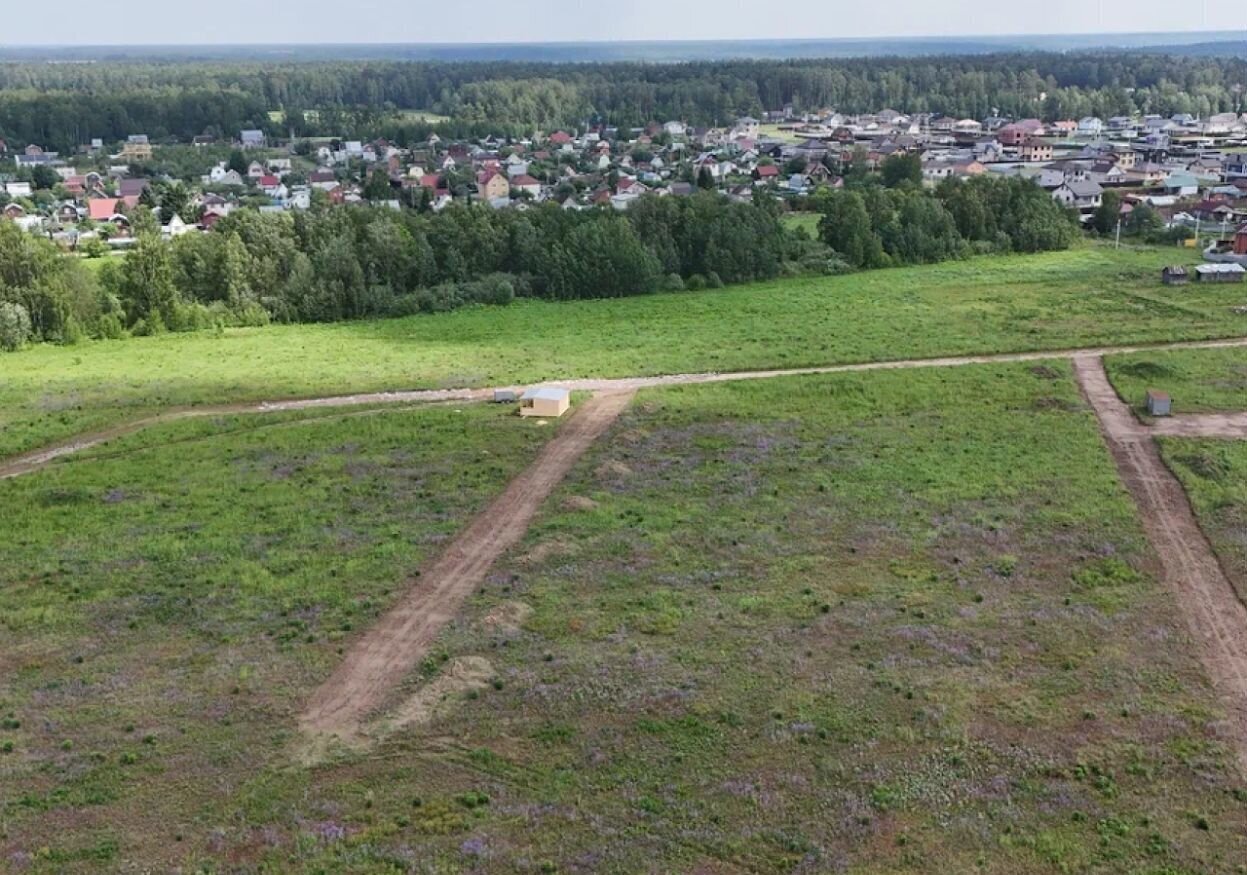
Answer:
1;52;1245;151
0;171;1077;350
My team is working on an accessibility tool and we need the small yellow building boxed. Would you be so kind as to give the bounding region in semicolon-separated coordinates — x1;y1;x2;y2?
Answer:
519;387;570;418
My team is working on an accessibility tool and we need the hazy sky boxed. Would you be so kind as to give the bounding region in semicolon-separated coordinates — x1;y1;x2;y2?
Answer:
2;0;1240;45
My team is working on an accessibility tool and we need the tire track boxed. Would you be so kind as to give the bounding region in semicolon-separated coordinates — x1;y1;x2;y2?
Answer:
1073;355;1247;774
299;389;635;745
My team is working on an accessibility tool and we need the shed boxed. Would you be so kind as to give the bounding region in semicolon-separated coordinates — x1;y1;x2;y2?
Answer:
1146;389;1172;417
1161;265;1189;285
1195;262;1247;283
519;387;570;418
493;389;518;403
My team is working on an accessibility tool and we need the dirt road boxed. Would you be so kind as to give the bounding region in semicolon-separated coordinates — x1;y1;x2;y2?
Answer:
1151;413;1247;439
299;389;635;743
1073;356;1247;773
6;335;1247;481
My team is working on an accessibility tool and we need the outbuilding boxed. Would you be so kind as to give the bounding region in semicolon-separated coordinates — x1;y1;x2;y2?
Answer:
1161;265;1189;285
493;389;518;403
1146;389;1172;417
1195;262;1247;283
519;387;570;418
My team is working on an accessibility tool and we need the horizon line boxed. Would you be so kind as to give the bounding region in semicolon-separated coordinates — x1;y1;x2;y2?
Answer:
2;28;1246;50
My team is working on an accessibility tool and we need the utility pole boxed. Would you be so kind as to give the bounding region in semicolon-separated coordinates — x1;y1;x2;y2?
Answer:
1115;216;1122;249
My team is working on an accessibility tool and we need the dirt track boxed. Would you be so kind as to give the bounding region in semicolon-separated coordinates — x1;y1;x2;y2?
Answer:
299;389;635;742
7;334;1247;481
1074;356;1247;773
1151;413;1247;439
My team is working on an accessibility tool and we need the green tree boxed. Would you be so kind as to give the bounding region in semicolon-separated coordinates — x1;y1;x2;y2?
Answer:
1092;189;1123;236
228;149;249;176
881;153;922;188
0;301;32;351
118;234;179;327
819;190;883;268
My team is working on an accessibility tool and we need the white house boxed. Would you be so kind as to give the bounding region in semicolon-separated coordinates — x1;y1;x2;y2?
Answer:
1077;117;1104;136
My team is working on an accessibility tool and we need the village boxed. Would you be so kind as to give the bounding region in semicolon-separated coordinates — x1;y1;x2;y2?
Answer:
7;108;1247;257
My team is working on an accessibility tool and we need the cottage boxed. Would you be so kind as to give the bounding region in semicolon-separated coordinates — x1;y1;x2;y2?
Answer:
1146;390;1172;417
1195;262;1246;283
519;387;570;418
1161;265;1189;285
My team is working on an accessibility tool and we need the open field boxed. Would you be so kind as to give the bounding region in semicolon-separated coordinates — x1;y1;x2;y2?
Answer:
3;363;1245;871
758;122;804;143
3;246;1241;463
0;401;557;871
1107;346;1247;415
780;211;821;236
1163;437;1247;607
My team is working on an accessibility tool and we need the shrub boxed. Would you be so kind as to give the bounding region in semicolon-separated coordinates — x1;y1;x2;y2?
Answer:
0;302;33;351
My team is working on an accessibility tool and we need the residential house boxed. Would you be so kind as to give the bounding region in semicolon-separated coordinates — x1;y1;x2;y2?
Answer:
119;135;152;162
1018;138;1053;162
1164;172;1199;198
477;170;510;201
240;129;266;148
1052;179;1104;214
510;174;542;198
1077;117;1104;137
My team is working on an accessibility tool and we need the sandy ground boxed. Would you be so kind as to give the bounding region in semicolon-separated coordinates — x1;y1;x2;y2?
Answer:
1074;355;1247;774
298;390;635;745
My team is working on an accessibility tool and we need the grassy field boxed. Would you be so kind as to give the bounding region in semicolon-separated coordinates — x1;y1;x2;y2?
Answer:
1107;346;1247;415
781;211;821;236
0;402;557;871
3;363;1243;870
4;246;1240;462
1162;437;1247;606
758;122;804;143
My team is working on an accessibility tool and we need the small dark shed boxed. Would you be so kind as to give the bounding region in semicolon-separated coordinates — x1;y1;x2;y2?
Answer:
1146;389;1172;417
1161;265;1189;285
493;389;519;403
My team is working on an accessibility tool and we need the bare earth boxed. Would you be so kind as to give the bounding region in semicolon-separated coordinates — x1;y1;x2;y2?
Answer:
298;389;635;743
1074;355;1247;773
7;335;1247;481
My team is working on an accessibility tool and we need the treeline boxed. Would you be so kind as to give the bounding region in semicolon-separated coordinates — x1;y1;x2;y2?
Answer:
0;173;1079;352
818;173;1078;268
2;52;1246;151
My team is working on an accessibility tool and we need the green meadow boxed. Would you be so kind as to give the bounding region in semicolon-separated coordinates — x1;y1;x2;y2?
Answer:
1107;346;1247;415
1163;437;1247;605
0;402;555;870
3;364;1244;871
2;245;1239;461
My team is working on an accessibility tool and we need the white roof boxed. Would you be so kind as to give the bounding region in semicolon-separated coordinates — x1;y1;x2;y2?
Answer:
1196;262;1246;274
521;386;570;401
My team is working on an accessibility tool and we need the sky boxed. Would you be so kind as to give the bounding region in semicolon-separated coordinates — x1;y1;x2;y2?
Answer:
2;0;1241;45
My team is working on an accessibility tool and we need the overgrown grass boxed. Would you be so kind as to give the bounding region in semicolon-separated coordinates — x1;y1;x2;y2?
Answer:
0;401;555;870
280;362;1242;871
1162;436;1247;605
780;211;821;236
1;245;1234;461
7;364;1237;870
1107;346;1247;414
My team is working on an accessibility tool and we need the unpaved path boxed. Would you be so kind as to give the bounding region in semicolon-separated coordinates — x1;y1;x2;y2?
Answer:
299;389;635;743
7;335;1247;481
1074;356;1247;773
1152;413;1247;439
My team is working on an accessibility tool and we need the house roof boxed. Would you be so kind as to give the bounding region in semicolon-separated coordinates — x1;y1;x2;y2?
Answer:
510;174;539;186
521;386;570;402
1196;262;1246;274
88;198;121;221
